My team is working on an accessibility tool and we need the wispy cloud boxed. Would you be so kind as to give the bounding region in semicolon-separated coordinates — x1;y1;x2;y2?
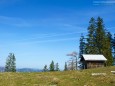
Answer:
93;0;115;5
16;37;78;45
0;37;79;48
15;31;86;42
0;16;31;27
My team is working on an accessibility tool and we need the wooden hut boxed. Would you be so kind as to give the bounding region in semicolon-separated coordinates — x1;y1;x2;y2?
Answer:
80;54;107;69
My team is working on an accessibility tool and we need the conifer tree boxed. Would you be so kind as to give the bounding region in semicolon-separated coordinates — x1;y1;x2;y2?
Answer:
85;17;98;54
55;63;59;71
5;53;16;72
79;35;86;55
64;62;68;71
49;60;55;71
103;32;113;65
95;17;106;54
43;65;48;72
95;17;113;65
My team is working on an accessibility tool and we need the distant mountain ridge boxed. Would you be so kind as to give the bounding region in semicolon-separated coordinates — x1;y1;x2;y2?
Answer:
17;68;42;72
0;67;4;72
0;67;42;72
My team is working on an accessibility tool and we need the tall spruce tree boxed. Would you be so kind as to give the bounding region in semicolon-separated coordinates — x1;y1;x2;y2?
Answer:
5;53;16;72
49;60;55;71
95;17;106;54
85;17;98;54
103;32;113;65
95;17;113;65
79;35;86;55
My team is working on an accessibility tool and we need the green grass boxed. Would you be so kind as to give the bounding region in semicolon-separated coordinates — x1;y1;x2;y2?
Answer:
0;66;115;86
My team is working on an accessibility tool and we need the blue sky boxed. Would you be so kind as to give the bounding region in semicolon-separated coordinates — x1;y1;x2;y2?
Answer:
0;0;115;69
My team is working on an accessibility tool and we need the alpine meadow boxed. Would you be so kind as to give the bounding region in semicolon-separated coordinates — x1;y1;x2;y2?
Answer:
0;0;115;86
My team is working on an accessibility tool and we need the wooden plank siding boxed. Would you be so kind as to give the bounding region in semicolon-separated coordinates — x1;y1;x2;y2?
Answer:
86;61;105;69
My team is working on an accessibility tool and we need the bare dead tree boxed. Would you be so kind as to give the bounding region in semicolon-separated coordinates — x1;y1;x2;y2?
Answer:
67;51;78;70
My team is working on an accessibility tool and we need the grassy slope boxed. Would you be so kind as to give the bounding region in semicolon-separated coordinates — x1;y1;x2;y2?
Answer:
0;66;115;86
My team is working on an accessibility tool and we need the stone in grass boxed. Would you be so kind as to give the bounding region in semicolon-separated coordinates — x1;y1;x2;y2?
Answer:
50;77;60;85
111;71;115;74
91;73;106;76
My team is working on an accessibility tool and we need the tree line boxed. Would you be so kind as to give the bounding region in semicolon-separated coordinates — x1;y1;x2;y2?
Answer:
43;61;69;71
43;60;60;72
